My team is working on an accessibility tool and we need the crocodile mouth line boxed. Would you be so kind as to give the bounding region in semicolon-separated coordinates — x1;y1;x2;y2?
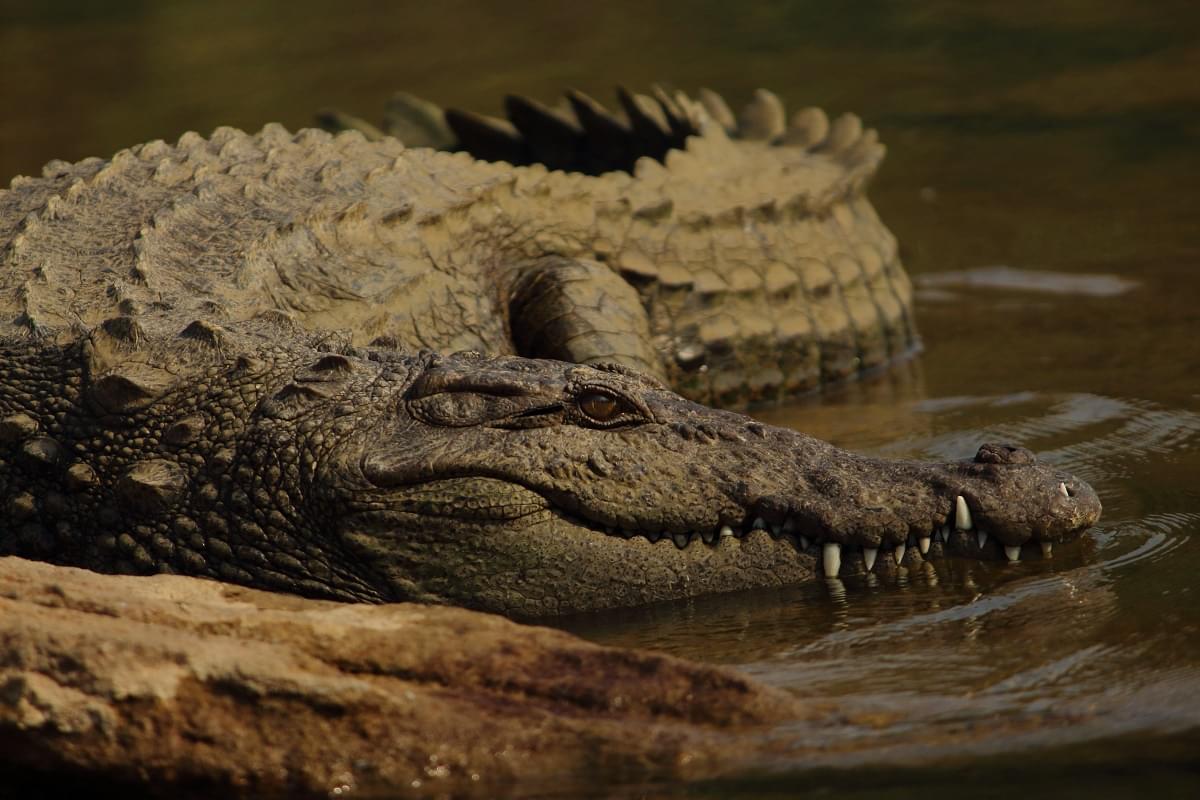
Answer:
553;482;1079;579
361;467;1090;581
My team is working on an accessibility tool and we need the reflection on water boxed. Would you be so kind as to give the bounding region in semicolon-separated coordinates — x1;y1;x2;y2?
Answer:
3;0;1199;795
916;266;1138;297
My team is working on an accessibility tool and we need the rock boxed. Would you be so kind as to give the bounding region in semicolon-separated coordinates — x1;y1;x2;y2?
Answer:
0;556;813;798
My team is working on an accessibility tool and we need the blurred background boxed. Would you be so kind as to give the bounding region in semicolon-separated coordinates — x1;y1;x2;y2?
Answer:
2;2;1199;796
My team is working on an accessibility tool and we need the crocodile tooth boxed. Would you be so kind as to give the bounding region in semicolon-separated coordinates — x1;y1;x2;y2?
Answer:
1041;541;1053;558
672;532;688;549
696;88;737;133
1059;482;1070;498
894;543;907;565
781;517;796;533
701;528;717;545
737;88;786;141
955;496;973;530
752;517;766;530
771;523;782;536
719;525;734;538
863;547;878;571
977;531;988;549
1004;545;1021;562
823;542;842;577
646;530;662;543
799;535;810;550
939;525;950;543
918;535;931;554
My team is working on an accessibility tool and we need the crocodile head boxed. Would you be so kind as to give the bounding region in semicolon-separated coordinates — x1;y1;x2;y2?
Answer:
326;352;1101;617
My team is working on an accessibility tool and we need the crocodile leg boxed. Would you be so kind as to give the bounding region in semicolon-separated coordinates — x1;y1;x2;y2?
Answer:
508;256;665;379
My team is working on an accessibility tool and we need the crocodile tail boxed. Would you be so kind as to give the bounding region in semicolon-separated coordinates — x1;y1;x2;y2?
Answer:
471;86;884;195
692;87;887;200
316;86;885;191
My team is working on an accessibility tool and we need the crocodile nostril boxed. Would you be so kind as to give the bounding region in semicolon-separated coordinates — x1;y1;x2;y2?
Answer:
974;442;1036;465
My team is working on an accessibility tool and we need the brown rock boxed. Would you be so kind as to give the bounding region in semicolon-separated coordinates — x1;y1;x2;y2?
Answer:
0;556;815;798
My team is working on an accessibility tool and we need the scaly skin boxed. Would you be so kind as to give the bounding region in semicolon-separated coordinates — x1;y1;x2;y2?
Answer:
3;87;913;409
0;317;1099;617
0;88;1099;615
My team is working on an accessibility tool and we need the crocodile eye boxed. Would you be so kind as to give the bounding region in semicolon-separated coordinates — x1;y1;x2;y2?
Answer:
578;390;625;424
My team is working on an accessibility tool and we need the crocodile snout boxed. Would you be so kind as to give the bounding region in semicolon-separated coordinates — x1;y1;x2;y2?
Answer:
973;442;1037;465
948;441;1102;561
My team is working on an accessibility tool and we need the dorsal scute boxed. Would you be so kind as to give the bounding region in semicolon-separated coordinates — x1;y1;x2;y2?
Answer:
2;120;448;343
333;85;885;196
351;85;889;221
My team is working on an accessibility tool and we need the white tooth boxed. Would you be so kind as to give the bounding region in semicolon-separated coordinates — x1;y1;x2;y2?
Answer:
823;542;842;577
863;547;878;571
955;496;973;530
977;531;988;549
940;525;950;543
894;543;906;565
1058;482;1070;498
752;517;766;530
1041;541;1053;558
799;535;810;550
1004;545;1021;562
720;525;734;538
701;528;717;544
919;535;931;554
672;532;688;549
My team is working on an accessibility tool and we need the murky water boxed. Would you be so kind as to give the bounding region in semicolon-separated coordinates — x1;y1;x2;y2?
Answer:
3;1;1199;796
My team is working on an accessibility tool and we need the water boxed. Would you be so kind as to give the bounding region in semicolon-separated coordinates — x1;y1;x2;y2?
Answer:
3;1;1199;795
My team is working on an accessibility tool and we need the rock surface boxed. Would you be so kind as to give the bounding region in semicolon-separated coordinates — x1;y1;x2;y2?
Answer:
0;556;815;798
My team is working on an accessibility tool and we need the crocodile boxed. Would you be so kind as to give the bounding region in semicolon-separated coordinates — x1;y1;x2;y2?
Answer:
0;88;1100;616
0;327;1100;617
319;86;920;408
5;86;914;410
